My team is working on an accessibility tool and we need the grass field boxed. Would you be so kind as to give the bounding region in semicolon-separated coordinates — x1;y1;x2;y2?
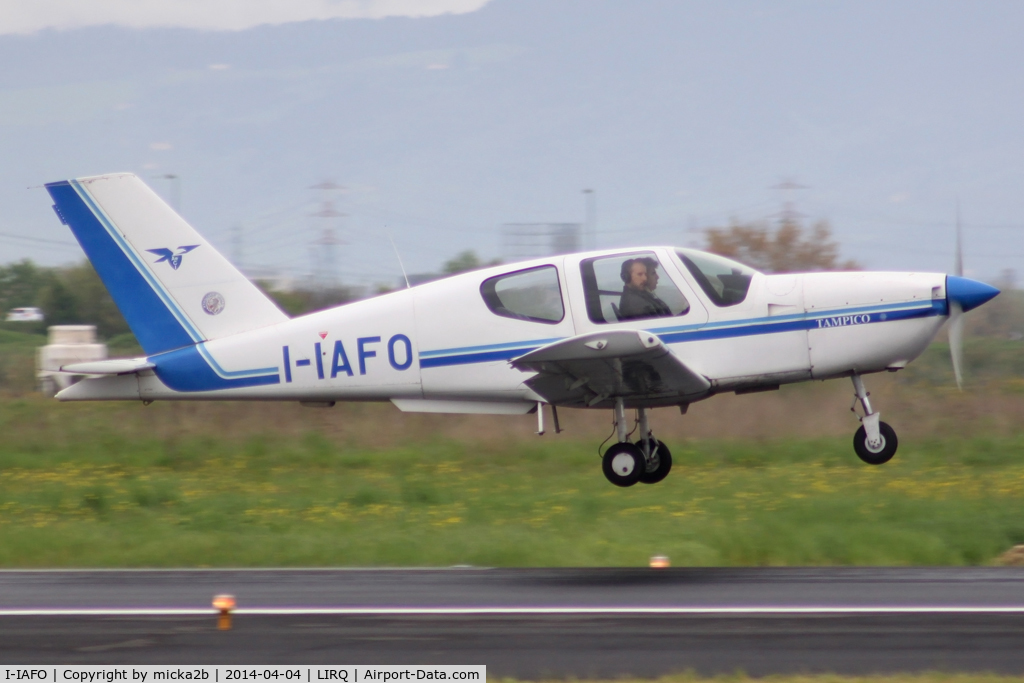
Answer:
1;377;1024;567
0;319;1021;567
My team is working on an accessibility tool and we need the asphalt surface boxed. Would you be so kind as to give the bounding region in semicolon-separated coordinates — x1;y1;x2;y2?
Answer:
4;568;1024;675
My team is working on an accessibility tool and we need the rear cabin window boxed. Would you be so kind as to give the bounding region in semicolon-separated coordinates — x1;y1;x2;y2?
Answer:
675;249;755;307
480;266;564;324
580;252;690;324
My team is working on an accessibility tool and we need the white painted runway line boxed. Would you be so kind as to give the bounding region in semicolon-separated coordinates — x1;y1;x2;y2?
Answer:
4;605;1024;616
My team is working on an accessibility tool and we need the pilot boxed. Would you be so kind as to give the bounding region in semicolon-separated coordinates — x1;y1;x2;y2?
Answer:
618;258;672;320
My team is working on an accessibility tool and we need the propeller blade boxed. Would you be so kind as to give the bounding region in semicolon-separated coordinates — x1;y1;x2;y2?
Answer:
949;204;965;390
948;299;964;390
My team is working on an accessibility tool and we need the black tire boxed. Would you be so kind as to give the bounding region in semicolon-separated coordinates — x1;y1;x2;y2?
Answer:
602;443;645;487
636;438;673;484
853;421;898;465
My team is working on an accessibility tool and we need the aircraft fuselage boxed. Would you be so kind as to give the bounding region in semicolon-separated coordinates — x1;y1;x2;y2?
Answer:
59;247;953;413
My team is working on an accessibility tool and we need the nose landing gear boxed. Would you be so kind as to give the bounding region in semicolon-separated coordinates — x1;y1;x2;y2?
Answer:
601;399;673;486
851;374;898;465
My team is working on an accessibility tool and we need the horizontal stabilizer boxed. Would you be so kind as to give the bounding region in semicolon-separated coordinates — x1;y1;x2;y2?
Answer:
56;374;141;401
61;358;154;375
511;330;710;407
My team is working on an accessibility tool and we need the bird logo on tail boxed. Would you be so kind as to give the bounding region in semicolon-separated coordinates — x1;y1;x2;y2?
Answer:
147;245;200;270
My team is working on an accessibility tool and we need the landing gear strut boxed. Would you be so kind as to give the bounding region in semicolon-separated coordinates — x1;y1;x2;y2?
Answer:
636;407;672;484
601;400;673;486
851;374;898;465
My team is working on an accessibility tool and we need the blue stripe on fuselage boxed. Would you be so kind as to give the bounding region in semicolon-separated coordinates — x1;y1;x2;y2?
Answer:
195;343;278;379
420;347;538;369
417;300;947;369
419;337;563;359
658;299;946;344
150;345;280;392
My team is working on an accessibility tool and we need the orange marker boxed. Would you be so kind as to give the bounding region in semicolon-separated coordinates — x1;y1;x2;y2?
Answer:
213;594;236;630
649;555;670;568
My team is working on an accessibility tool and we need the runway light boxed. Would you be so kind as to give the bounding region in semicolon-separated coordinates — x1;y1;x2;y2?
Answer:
649;555;670;568
213;594;236;630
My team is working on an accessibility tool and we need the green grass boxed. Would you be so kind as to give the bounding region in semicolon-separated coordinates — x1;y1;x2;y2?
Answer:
0;326;46;389
2;396;1024;567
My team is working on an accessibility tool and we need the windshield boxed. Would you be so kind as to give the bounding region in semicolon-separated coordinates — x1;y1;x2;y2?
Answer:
675;249;757;307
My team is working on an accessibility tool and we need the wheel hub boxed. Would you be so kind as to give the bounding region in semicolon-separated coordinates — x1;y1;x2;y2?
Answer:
864;436;886;453
611;452;636;475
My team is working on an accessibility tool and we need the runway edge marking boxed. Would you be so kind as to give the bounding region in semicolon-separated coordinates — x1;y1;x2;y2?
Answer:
6;606;1024;616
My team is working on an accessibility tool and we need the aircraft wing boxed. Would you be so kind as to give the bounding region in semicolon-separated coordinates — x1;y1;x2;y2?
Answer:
510;330;710;407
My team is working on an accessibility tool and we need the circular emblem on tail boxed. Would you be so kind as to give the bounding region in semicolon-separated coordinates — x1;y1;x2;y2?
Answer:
202;291;225;315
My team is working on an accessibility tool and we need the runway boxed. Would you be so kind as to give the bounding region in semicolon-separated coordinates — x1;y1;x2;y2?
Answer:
3;568;1024;676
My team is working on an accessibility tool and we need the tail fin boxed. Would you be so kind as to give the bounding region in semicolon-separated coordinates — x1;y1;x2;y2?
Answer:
46;173;288;356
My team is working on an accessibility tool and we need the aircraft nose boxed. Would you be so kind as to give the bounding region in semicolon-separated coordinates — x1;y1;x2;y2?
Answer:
946;275;1000;313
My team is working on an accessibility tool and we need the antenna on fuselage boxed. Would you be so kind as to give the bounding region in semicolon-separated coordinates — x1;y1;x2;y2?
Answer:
386;228;411;290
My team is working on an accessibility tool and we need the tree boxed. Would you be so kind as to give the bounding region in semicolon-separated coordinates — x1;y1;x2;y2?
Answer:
37;274;78;326
0;260;47;315
0;259;133;339
257;282;362;317
54;262;131;338
442;250;501;275
703;218;859;273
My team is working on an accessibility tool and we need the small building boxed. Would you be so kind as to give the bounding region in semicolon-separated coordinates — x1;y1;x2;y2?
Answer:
37;325;107;397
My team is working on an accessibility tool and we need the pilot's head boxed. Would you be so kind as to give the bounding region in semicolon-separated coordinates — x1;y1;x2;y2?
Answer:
621;259;648;290
639;257;660;291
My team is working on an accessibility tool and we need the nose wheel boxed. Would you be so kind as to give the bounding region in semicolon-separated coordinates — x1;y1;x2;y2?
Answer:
853;421;898;465
601;400;673;486
850;375;898;465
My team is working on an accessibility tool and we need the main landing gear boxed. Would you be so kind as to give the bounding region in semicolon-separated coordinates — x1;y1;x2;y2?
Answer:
601;399;673;487
851;374;898;465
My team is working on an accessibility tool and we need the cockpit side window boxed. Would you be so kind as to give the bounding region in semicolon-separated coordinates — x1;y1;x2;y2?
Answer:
580;252;690;324
480;265;564;324
675;249;755;307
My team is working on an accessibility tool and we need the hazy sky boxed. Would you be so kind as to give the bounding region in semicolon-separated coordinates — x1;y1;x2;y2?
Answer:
1;0;1022;288
2;0;491;33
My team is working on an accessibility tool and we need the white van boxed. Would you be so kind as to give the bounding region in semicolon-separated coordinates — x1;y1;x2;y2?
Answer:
6;307;45;322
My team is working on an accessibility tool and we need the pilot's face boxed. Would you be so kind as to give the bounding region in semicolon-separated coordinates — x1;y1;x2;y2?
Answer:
645;266;660;291
629;262;648;289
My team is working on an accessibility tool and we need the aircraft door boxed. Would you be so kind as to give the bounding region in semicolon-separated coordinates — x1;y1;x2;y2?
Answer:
564;250;709;335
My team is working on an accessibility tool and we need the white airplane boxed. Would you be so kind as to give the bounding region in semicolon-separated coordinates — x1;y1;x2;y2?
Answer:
46;173;999;487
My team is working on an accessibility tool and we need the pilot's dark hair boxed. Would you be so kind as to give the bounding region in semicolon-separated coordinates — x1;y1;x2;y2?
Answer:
621;257;658;284
620;259;637;284
638;256;659;272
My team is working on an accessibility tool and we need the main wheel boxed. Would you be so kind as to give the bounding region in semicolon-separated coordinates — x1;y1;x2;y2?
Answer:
602;443;645;487
636;438;672;484
853;421;898;465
